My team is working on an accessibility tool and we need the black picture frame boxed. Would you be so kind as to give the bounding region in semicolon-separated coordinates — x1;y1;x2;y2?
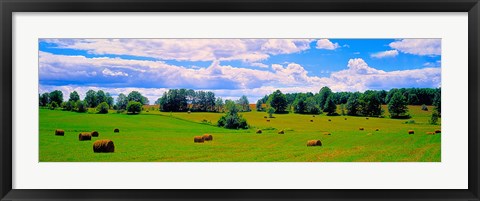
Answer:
1;0;479;200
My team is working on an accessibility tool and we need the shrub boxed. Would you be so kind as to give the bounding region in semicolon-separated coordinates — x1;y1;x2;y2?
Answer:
96;102;109;114
75;100;87;113
49;102;58;110
421;104;428;111
430;111;439;125
126;101;142;114
267;107;275;118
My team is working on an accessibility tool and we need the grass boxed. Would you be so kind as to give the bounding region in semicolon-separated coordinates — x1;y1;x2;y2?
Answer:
39;105;441;162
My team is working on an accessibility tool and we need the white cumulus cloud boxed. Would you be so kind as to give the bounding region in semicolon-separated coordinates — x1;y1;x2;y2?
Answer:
316;39;340;50
371;50;399;58
389;39;441;56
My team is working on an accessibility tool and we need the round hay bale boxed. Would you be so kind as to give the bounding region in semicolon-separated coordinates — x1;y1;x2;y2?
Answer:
375;128;379;131
266;119;270;122
278;130;284;134
310;120;314;122
202;134;213;141
114;128;120;133
408;130;415;134
344;118;347;120
93;139;114;153
78;132;92;141
323;132;331;135
264;116;267;118
426;132;435;135
328;119;331;122
312;115;315;117
91;131;99;137
55;129;64;136
188;111;191;114
359;127;364;131
256;129;262;134
435;129;441;134
194;136;204;143
366;117;369;120
307;140;322;146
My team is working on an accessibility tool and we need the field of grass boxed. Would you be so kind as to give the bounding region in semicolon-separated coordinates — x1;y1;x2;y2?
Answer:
39;105;441;162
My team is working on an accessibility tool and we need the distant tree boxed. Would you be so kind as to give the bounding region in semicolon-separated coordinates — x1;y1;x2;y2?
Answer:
105;92;114;108
75;100;87;113
268;90;288;113
256;100;263;111
430;111;440;125
237;95;250;112
317;86;332;110
127;91;148;105
69;91;80;102
408;93;420;105
126;101;142;114
421;104;428;111
49;101;58;110
39;93;50;106
84;90;97;108
95;90;107;106
359;90;382;116
217;100;248;129
49;90;63;106
63;101;75;111
388;92;409;118
323;95;337;115
305;96;320;114
116;93;128;110
96;102;109;114
340;104;346;116
433;88;441;116
267;107;275;118
215;97;224;112
346;92;361;116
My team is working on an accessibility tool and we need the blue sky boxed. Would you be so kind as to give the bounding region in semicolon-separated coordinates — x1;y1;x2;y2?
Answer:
38;39;441;103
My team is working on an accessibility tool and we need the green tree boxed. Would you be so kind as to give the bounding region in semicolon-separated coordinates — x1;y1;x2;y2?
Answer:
49;101;58;110
95;90;107;106
39;93;50;106
96;102;109;114
237;95;250;112
388;92;409;118
105;92;114;108
267;107;275;118
217;100;248;129
346;92;361;116
359;90;382;116
430;111;440;125
49;90;63;106
256;100;263;111
84;90;97;108
433;88;441;116
64;101;75;111
127;91;148;105
126;101;142;114
215;97;224;112
268;90;288;113
317;86;332;110
69;91;80;102
116;93;128;110
75;100;87;113
305;96;320;114
323;95;337;115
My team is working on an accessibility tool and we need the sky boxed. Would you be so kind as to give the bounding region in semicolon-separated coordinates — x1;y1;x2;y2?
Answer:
38;38;441;104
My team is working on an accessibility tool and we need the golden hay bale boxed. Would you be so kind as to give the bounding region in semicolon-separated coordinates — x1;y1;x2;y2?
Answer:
194;136;205;143
307;140;322;146
435;129;441;133
91;131;99;137
408;130;415;134
202;134;213;141
344;118;347;120
366;117;369;120
264;116;267;118
256;129;262;134
310;120;314;122
266;119;270;122
426;132;435;135
323;132;331;135
278;130;284;134
375;128;379;131
114;128;120;133
78;132;92;141
359;127;364;131
55;129;64;136
93;139;115;153
328;119;331;122
312;115;315;117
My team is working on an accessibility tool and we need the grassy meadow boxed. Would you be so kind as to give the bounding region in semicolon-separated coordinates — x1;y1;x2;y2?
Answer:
39;105;441;162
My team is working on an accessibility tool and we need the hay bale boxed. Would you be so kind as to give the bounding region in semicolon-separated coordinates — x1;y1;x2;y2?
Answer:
188;111;191;114
366;117;369;120
114;128;120;133
202;134;213;141
93;139;114;153
359;127;364;131
278;130;284;134
344;118;347;120
323;132;331;135
435;129;441;133
310;120;314;122
256;129;262;134
264;116;267;118
426;132;435;135
91;131;99;137
307;140;322;146
312;115;315;117
266;119;270;122
194;136;204;143
328;119;331;122
55;129;64;136
78;132;92;141
375;128;379;131
408;130;415;134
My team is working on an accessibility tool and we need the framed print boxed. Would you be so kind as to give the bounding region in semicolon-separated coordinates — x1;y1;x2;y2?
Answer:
1;0;479;200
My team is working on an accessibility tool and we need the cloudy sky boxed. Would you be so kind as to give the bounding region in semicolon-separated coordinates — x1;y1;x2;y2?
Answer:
39;38;441;103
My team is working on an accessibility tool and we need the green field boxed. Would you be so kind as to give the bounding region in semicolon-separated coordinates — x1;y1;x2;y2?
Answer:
39;105;441;162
